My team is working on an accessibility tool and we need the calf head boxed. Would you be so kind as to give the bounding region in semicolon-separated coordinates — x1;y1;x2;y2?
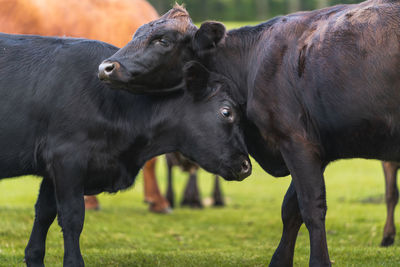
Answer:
169;61;251;181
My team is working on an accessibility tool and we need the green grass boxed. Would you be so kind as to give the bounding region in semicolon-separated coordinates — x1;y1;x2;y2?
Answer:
1;158;400;266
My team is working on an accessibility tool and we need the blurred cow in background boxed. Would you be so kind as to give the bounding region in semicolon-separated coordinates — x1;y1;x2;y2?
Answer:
0;0;158;47
165;152;225;209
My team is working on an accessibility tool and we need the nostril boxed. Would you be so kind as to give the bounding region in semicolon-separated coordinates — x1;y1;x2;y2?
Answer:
241;160;250;173
104;64;115;73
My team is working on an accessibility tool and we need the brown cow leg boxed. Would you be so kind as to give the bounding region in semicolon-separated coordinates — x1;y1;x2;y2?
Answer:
143;157;171;213
181;169;203;208
381;161;399;247
84;195;100;210
212;175;225;206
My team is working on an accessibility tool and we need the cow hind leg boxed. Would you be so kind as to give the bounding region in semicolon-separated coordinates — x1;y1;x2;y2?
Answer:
181;170;203;208
212;175;225;206
25;178;57;267
269;181;303;267
381;161;399;247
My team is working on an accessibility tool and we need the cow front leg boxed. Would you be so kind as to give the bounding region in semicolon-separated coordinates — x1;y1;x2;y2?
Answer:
51;161;85;267
181;169;203;208
269;181;303;267
381;161;399;246
279;140;330;267
25;178;57;267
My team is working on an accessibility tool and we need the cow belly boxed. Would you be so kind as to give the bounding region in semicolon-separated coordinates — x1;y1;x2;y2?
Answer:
0;136;40;178
322;125;400;162
84;158;139;195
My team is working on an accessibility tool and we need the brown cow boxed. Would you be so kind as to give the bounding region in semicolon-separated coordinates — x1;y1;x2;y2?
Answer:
0;0;158;47
0;0;169;212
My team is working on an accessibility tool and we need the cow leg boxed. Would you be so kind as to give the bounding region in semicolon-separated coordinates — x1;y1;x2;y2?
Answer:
25;178;57;267
51;161;85;267
166;159;175;208
212;175;225;206
181;169;203;208
143;157;170;213
277;140;330;267
381;161;399;247
269;181;303;267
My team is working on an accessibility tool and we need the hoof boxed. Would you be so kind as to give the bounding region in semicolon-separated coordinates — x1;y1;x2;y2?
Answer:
381;236;395;247
149;199;171;214
150;205;172;214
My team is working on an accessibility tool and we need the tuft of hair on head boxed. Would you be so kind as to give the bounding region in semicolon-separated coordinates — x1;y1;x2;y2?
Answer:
161;3;189;19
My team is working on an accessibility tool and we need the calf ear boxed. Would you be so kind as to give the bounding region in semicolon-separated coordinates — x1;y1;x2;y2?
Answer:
184;61;211;101
193;21;226;52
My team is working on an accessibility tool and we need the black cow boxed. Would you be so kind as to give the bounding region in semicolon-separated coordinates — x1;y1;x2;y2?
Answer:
0;33;252;266
99;1;400;266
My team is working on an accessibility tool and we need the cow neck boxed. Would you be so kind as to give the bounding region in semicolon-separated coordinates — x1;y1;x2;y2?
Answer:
209;22;273;105
97;87;183;165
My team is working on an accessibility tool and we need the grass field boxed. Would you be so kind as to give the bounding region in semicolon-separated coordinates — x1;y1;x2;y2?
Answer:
1;22;400;266
1;158;400;266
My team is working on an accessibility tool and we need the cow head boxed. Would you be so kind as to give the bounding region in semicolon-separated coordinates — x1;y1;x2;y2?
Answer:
98;5;228;94
174;61;251;181
98;4;198;94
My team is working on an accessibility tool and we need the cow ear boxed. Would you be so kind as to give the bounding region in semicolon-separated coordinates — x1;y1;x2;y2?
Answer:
193;21;226;52
183;61;211;101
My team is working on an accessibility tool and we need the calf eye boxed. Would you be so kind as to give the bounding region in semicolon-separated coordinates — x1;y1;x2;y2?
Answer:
220;107;234;121
153;38;170;47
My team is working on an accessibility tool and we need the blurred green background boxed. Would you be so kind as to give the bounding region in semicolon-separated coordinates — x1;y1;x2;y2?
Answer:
148;0;364;21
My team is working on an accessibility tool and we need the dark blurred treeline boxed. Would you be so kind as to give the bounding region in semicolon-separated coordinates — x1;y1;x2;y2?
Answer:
148;0;364;21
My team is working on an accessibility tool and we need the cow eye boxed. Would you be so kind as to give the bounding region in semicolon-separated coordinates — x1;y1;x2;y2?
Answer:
153;38;170;47
220;107;234;121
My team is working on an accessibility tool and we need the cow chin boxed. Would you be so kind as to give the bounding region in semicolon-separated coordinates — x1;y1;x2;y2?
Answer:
215;165;252;182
